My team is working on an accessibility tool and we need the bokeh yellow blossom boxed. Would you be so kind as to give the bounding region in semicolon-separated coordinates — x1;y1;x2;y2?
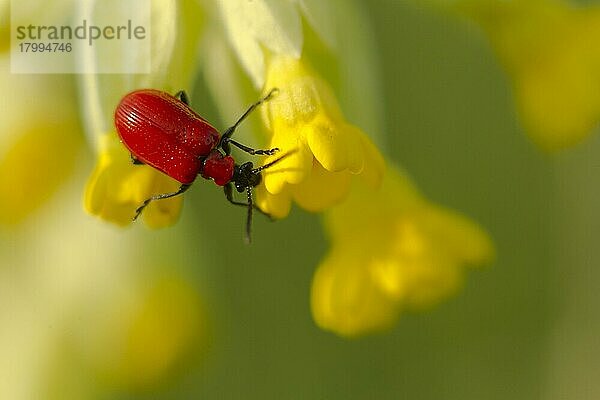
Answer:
0;59;82;226
453;0;600;150
311;165;494;337
256;55;385;218
76;275;206;390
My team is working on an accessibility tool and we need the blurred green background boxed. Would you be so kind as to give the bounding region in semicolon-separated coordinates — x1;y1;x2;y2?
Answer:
2;1;600;399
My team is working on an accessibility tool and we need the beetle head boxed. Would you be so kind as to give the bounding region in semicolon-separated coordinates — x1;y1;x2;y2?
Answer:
233;150;295;191
232;162;261;192
229;150;295;244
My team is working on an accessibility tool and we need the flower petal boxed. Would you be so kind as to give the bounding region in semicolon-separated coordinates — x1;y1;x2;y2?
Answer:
217;0;302;88
357;134;386;188
419;203;495;266
311;245;400;337
263;133;313;194
305;118;364;173
255;181;292;219
291;160;352;212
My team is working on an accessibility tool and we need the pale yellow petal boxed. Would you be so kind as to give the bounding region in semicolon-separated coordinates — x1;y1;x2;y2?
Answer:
305;118;364;173
419;203;495;266
255;181;292;219
263;133;313;194
357;134;386;188
311;246;400;337
291;160;352;212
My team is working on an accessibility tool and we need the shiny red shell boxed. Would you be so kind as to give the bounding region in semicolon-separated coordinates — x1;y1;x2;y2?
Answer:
115;89;232;185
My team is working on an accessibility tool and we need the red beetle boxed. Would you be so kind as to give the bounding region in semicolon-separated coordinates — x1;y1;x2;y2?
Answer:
114;88;283;242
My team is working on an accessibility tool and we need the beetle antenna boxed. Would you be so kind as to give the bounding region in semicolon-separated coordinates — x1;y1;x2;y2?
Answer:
251;148;297;174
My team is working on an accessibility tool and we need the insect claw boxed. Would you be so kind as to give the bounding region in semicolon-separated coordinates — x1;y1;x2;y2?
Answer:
264;87;279;100
132;208;143;221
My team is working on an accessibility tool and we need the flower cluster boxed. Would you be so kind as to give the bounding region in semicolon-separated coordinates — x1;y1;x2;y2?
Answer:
211;0;493;335
256;55;384;218
79;0;494;337
312;167;493;336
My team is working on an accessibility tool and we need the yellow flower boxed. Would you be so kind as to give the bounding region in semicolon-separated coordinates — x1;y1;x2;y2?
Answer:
212;2;495;338
84;133;183;228
311;165;494;337
207;1;385;218
81;0;203;227
256;55;385;218
454;0;600;150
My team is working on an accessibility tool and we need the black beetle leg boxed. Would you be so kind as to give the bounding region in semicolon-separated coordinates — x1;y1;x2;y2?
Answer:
133;184;191;221
131;154;144;165
224;139;280;156
223;183;271;218
175;90;190;106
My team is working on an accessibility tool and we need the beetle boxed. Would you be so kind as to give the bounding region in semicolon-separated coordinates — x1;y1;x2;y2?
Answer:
114;88;283;242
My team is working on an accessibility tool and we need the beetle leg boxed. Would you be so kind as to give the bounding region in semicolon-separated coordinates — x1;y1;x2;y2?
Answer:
224;139;279;156
133;184;191;221
130;154;144;165
220;88;279;145
244;187;253;244
174;90;190;105
224;183;272;219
